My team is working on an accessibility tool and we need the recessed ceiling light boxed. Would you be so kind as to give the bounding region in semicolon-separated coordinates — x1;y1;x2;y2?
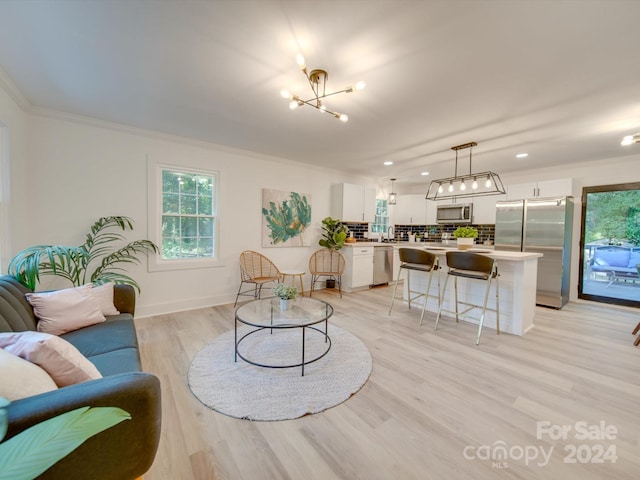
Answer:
421;171;429;176
384;161;393;166
516;153;528;158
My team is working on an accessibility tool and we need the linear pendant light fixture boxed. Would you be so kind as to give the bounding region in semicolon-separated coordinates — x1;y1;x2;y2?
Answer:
280;53;365;122
425;142;506;201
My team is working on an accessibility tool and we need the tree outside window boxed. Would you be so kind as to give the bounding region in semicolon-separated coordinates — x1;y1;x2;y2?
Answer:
161;169;216;259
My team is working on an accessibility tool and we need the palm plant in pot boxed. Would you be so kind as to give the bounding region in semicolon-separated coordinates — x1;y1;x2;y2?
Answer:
8;216;158;292
318;217;348;288
452;226;478;250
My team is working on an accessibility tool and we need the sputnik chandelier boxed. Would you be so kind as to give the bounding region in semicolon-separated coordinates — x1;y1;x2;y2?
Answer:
425;142;506;201
280;54;365;122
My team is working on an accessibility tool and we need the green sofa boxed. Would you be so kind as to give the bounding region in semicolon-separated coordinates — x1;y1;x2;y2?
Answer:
0;275;161;480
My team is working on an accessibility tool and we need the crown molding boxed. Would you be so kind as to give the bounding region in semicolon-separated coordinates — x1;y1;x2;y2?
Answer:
0;67;31;111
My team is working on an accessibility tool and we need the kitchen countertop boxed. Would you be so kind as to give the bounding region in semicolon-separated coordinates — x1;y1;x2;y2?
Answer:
342;242;542;261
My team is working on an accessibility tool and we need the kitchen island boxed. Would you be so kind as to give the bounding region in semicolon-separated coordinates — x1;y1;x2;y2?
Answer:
394;244;542;336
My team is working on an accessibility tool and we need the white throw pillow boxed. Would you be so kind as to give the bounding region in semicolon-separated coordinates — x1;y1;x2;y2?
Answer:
0;347;58;400
0;331;102;387
26;284;106;335
91;282;120;316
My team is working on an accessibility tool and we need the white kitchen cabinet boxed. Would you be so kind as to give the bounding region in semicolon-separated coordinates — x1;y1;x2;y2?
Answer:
331;183;376;222
506;178;572;200
425;199;447;224
472;194;506;224
342;246;374;292
394;194;427;225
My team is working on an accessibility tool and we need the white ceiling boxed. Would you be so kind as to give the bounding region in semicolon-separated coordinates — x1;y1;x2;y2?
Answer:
0;0;639;188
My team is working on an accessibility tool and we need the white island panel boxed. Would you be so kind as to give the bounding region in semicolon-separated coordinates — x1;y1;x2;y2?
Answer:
399;246;541;336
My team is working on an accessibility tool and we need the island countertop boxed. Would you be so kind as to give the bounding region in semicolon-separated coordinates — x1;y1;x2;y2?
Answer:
343;242;542;261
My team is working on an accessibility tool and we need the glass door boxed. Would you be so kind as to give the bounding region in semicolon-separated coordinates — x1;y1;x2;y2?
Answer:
579;183;640;307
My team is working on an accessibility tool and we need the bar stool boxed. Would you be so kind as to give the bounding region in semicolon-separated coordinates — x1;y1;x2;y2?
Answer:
435;251;499;345
388;248;439;325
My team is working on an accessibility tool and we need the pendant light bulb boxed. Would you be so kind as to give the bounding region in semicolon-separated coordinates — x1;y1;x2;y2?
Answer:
485;176;492;188
472;177;478;190
438;184;443;194
460;180;466;191
448;182;454;193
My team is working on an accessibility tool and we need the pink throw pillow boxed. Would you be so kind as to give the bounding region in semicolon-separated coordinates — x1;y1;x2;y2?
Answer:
26;284;106;335
0;331;102;387
91;282;120;316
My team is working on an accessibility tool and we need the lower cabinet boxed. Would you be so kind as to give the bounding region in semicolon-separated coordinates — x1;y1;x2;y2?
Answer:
342;246;374;292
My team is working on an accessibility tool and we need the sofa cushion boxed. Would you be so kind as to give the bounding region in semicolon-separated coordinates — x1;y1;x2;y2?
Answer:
628;251;640;269
26;284;106;335
0;331;102;387
594;248;630;267
0;347;58;400
61;316;137;358
88;347;143;376
92;282;120;316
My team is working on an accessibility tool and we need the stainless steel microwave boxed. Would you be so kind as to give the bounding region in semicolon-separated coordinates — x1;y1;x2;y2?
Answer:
436;203;473;224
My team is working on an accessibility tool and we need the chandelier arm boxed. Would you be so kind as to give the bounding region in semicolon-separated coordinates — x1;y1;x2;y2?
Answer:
296;98;342;118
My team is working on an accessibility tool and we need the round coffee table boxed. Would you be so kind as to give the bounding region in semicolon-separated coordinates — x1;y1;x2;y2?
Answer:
234;297;333;376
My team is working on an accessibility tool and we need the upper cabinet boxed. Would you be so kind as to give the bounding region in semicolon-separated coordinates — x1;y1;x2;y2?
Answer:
394;194;428;224
331;183;376;223
472;194;506;224
506;178;573;200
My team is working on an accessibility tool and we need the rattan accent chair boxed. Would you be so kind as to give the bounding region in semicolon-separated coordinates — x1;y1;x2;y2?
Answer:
308;249;346;298
234;250;281;306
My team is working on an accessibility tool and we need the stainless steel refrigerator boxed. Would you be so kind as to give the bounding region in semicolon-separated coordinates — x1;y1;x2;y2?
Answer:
494;196;574;308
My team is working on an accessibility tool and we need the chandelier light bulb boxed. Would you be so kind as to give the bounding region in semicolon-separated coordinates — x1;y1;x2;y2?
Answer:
485;176;492;188
296;53;306;70
472;177;478;190
339;113;349;122
355;81;366;91
280;89;291;99
289;100;299;110
438;184;444;194
448;182;454;193
460;180;466;191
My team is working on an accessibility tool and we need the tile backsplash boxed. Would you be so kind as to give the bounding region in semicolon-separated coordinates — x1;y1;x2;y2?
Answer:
343;222;495;244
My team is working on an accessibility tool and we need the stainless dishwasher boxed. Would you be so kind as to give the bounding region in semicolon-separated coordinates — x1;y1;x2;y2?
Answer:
372;245;393;286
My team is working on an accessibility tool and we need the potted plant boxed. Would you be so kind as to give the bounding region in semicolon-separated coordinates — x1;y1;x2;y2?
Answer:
273;283;298;310
8;216;158;292
318;217;348;288
452;226;478;250
318;217;348;251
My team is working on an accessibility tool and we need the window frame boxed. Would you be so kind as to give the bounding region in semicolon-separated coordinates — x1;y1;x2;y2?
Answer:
148;162;221;272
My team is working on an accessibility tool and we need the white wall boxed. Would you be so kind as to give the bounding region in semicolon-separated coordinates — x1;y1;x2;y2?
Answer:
0;76;29;272
3;107;380;317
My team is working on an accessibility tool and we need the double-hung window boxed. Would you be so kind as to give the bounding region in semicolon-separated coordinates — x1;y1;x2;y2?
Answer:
149;163;220;271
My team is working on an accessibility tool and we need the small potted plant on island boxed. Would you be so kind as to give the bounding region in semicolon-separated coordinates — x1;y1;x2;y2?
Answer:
452;226;478;250
273;284;298;310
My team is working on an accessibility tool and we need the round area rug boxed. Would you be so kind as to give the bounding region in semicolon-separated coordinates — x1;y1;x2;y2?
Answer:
188;324;372;421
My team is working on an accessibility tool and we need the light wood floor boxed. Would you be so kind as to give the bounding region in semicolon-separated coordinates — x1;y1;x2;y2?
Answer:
135;285;640;479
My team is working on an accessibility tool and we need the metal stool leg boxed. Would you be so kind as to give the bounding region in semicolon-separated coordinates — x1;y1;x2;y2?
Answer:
389;267;404;315
435;274;450;330
476;276;494;345
419;268;435;326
